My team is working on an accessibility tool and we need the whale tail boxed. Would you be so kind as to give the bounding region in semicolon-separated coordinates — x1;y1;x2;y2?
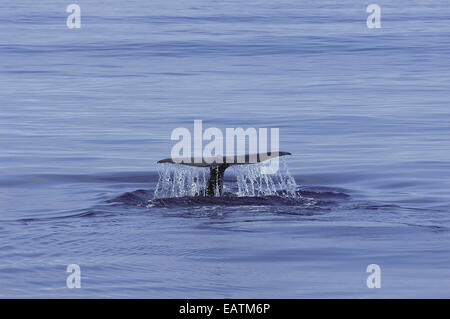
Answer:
157;151;291;196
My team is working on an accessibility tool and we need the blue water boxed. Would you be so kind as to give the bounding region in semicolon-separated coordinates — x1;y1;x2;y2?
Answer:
1;0;450;298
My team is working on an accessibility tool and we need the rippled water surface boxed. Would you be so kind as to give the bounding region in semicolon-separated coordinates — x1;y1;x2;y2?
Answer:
1;0;450;297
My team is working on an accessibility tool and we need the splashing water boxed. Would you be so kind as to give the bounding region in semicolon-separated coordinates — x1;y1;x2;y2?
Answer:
233;159;298;198
153;158;298;199
153;164;208;199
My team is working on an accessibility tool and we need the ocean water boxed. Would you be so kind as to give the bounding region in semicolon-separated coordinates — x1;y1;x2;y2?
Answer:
1;0;450;298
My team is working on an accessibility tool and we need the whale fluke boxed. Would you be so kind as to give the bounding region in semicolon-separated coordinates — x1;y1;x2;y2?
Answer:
157;152;291;196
